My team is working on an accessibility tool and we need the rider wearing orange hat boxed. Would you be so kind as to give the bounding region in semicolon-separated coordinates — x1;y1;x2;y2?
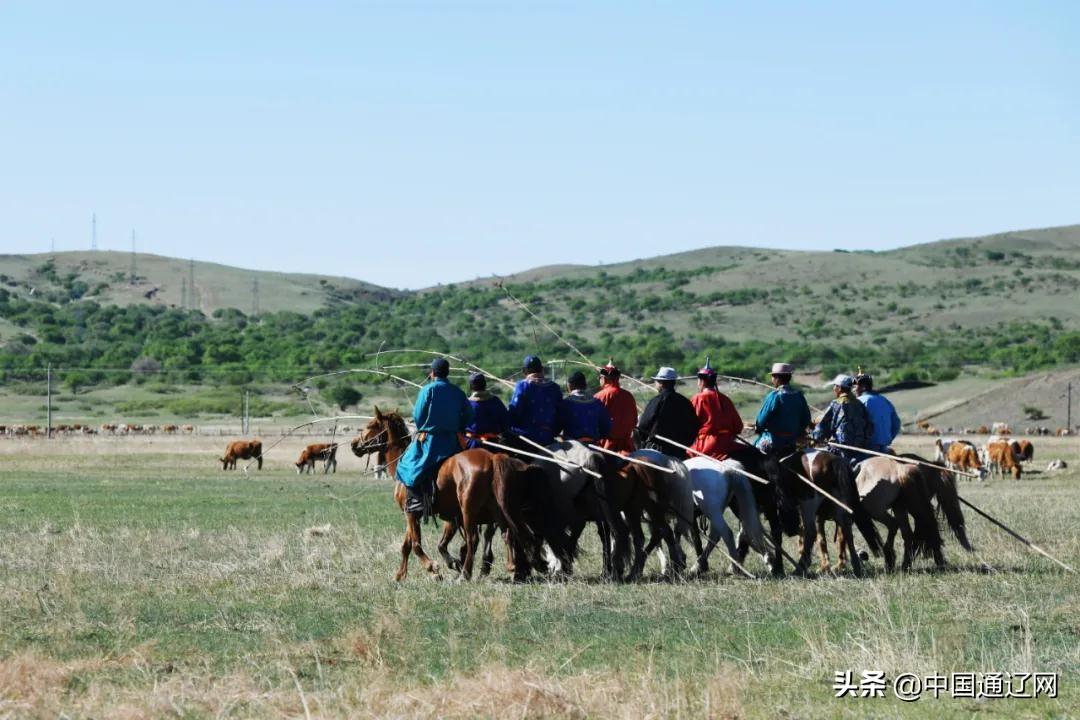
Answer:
593;360;638;453
689;357;744;459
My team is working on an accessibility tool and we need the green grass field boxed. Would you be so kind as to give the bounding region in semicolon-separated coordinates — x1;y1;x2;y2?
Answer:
1;435;1078;718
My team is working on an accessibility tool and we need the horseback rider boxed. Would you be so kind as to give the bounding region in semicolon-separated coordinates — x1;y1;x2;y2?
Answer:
464;372;509;450
855;372;901;453
594;360;638;453
557;370;612;443
635;366;699;459
395;357;474;517
690;357;743;460
508;355;564;445
754;362;812;456
812;374;874;465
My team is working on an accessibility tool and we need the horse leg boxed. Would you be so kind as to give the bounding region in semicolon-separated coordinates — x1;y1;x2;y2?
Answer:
838;511;862;577
625;510;647;581
395;529;411;582
437;519;461;572
896;509;916;572
766;507;785;577
461;510;479;581
795;500;818;577
836;523;847;573
690;509;708;574
407;513;440;579
882;518;898;573
816;514;831;572
659;514;686;577
480;524;497;578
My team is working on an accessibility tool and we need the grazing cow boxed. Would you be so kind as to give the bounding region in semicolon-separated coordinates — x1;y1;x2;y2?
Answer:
991;422;1011;436
1058;428;1072;436
986;439;1022;480
1015;439;1034;463
1047;459;1068;472
182;424;196;434
296;443;338;474
977;425;989;434
946;441;987;481
221;439;263;470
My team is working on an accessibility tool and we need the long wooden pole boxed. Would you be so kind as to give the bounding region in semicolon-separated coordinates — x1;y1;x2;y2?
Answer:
480;439;595;475
826;441;980;478
826;443;1075;573
586;443;675;474
652;434;769;486
516;435;603;479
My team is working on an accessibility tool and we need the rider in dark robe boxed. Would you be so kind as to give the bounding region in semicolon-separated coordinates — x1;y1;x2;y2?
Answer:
635;366;700;459
464;372;509;450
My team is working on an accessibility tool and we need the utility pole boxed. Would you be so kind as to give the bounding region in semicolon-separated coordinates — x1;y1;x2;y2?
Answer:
129;229;137;284
180;278;188;309
1069;382;1073;430
46;364;52;439
91;213;97;251
251;278;259;315
242;391;250;435
188;259;196;311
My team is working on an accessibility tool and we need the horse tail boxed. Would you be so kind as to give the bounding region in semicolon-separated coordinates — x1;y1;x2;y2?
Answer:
730;472;766;555
899;466;943;559
931;468;973;552
593;461;631;579
838;459;883;557
491;454;537;556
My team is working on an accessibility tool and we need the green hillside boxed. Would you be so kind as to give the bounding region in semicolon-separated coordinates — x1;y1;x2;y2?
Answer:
1;224;1078;427
0;251;397;315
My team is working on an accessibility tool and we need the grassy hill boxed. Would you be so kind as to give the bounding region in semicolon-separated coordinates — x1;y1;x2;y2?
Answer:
1;224;1079;427
0;251;397;316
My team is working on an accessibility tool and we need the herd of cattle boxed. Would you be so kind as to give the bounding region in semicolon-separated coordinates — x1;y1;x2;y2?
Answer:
0;423;198;437
916;420;1074;437
932;436;1066;480
220;438;340;474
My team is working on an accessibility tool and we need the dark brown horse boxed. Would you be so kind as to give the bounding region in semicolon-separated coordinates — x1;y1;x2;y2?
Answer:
775;449;880;577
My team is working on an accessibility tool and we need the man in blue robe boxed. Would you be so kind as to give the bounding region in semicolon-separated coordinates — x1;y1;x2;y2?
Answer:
556;371;612;442
464;372;509;449
508;355;563;446
395;357;474;515
855;373;901;453
754;362;812;455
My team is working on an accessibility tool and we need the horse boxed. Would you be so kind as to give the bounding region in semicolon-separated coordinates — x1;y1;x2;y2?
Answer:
902;453;974;555
683;457;766;576
622;449;701;579
853;456;945;572
528;441;631;581
724;443;791;577
775;449;878;577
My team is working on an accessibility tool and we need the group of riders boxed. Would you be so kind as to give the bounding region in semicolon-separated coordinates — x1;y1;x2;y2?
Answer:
395;355;902;518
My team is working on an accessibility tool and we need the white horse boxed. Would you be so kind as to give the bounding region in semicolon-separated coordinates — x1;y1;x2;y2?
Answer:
684;457;766;576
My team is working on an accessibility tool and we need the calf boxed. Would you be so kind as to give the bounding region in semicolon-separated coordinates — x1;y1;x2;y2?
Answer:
221;439;263;470
296;443;338;474
946;441;987;481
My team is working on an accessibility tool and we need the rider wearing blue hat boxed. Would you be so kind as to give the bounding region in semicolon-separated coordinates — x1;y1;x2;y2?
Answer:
508;355;563;445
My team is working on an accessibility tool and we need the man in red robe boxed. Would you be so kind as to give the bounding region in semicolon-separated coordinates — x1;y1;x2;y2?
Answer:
690;358;743;459
593;361;638;453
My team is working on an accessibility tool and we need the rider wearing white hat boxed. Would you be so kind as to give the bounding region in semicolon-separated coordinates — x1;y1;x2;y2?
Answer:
635;366;699;458
812;372;874;465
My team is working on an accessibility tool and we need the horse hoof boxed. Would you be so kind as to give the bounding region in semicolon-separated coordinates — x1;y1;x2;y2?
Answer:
394;572;406;582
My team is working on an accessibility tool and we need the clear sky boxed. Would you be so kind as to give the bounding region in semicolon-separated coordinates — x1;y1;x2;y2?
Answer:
2;2;1077;289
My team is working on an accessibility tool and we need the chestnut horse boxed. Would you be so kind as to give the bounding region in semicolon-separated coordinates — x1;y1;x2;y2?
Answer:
351;408;522;581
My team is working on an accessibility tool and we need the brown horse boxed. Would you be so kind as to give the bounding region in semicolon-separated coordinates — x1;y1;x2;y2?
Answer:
775;449;879;577
854;456;945;572
352;408;519;581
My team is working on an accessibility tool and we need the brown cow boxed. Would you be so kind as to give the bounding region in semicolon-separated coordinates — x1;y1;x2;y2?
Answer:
1015;439;1034;463
296;443;338;474
221;439;263;470
946;441;987;481
986;440;1021;480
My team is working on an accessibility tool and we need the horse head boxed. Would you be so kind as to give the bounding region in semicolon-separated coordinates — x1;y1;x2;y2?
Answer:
351;406;410;458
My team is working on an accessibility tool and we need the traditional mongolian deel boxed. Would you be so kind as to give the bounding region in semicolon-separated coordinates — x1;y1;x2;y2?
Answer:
395;377;473;489
636;386;699;459
465;390;509;449
859;391;901;452
690;388;743;459
508;374;564;445
813;393;873;449
594;382;638;453
754;384;812;452
557;390;613;442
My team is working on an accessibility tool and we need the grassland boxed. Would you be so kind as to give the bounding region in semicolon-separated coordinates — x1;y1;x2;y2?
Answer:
1;435;1077;718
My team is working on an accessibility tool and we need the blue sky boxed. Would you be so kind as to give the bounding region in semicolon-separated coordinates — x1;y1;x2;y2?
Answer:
2;2;1077;289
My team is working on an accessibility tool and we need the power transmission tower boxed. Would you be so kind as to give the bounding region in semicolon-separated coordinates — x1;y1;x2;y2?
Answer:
91;213;97;251
129;229;137;284
251;278;260;315
181;278;188;309
188;259;197;311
